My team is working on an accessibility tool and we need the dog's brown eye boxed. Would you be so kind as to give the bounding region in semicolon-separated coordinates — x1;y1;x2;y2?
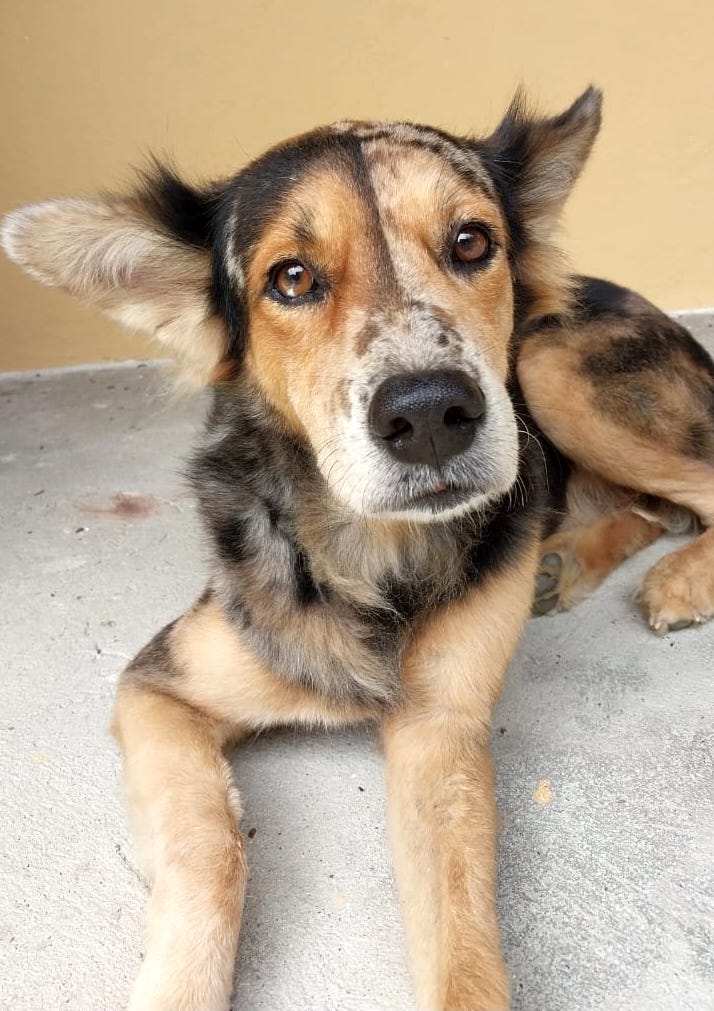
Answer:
452;225;490;265
273;261;315;299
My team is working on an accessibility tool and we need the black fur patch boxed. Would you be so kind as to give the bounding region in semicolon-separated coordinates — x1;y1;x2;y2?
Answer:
136;162;217;250
577;277;714;374
293;550;323;606
584;332;678;376
128;618;180;678
688;422;712;460
466;389;561;581
574;277;714;379
473;130;534;326
575;276;633;316
214;517;252;564
135;163;248;363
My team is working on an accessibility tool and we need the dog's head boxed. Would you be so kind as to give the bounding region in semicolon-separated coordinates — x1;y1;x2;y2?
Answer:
2;88;601;522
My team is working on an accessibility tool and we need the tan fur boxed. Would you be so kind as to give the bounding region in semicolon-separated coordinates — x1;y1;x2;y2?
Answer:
520;318;714;458
384;542;539;1011
538;509;664;612
518;337;714;523
112;687;245;1011
640;527;714;632
366;144;514;378
166;595;381;727
244;165;376;439
515;243;574;321
519;335;714;629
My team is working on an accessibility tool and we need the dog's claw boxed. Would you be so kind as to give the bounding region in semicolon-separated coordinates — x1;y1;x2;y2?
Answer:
535;571;558;595
666;618;693;632
532;594;557;617
647;612;707;635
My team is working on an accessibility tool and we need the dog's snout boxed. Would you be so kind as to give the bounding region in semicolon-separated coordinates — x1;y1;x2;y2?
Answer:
368;370;486;466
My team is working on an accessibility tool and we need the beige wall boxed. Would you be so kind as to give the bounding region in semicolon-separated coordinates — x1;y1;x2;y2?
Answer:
2;0;713;371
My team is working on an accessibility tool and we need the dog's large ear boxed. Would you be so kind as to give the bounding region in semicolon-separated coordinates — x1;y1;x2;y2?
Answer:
480;86;603;322
1;169;231;387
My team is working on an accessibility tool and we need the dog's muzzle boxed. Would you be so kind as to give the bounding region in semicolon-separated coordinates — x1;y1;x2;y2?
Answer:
368;369;486;467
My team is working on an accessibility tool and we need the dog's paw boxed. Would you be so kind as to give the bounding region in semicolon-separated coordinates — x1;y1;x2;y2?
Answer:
532;551;565;615
639;548;714;634
531;543;593;616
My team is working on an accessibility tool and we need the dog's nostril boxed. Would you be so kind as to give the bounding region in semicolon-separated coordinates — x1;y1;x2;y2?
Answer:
444;404;478;428
384;417;413;441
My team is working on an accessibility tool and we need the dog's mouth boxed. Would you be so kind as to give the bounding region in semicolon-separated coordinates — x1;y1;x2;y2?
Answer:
385;477;489;517
404;481;469;513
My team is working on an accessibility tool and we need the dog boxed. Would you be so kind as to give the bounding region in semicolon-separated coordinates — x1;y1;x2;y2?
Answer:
3;86;714;1010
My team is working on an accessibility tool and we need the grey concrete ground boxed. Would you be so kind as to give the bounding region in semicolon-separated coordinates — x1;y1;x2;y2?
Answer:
1;325;713;1011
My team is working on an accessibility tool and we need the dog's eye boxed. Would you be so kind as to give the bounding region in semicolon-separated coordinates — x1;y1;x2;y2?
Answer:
271;261;317;300
452;224;491;266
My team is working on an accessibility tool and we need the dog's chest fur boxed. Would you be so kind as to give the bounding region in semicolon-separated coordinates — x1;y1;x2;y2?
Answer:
189;382;545;707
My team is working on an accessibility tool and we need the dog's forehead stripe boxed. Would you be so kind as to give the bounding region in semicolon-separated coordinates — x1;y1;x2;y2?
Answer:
337;137;400;300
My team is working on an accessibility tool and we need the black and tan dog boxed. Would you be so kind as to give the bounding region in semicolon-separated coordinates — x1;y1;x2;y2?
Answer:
3;87;714;1010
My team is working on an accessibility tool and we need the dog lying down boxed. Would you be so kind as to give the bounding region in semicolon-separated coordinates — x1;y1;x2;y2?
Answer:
3;86;714;1010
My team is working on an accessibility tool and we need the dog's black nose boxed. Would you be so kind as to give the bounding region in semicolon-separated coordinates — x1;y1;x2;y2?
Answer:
368;370;486;466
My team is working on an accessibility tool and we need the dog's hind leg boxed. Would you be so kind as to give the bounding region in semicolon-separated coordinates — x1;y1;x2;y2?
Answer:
113;592;376;1011
532;468;669;615
518;293;714;632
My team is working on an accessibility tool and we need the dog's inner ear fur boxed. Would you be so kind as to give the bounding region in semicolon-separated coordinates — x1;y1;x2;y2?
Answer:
1;184;227;388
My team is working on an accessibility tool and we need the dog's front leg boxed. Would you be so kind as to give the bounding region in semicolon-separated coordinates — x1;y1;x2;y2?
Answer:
112;593;378;1011
384;547;539;1011
384;711;506;1010
113;681;247;1011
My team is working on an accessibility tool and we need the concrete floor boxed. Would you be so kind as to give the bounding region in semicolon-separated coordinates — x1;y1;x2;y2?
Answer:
1;334;713;1010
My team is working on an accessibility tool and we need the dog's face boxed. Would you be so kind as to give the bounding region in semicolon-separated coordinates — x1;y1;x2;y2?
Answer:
2;89;602;522
242;129;519;519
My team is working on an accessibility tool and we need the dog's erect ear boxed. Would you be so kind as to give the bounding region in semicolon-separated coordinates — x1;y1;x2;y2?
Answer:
480;86;602;322
1;170;231;387
485;85;602;238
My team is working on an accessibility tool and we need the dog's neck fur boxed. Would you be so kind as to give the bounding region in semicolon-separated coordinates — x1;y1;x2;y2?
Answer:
190;379;545;706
